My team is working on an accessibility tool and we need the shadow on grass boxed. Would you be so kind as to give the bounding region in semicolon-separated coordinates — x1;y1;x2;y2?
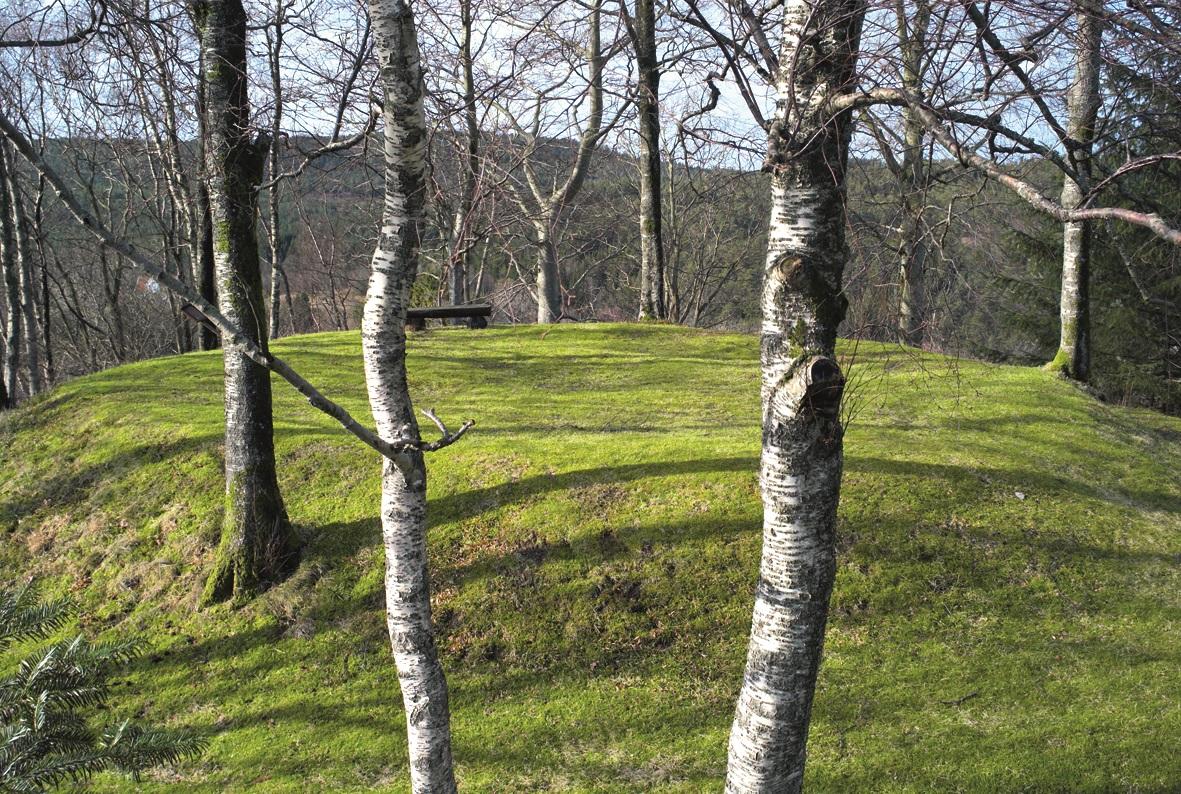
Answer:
847;455;1181;516
0;435;222;523
428;456;758;525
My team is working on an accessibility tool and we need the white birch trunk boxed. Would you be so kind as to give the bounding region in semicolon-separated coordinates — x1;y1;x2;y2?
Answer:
1049;1;1102;381
6;163;42;395
266;8;286;340
0;167;17;408
194;39;220;352
0;150;18;407
364;0;458;789
726;0;862;789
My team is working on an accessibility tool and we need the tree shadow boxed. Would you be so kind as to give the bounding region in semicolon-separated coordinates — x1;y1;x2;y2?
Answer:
0;435;222;524
846;455;1181;516
428;456;758;526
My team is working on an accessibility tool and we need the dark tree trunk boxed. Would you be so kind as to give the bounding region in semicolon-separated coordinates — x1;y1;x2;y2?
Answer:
194;37;220;353
446;0;478;322
633;0;665;320
195;0;299;605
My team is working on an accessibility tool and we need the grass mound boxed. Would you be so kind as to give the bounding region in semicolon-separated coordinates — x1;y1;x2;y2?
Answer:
1;324;1179;791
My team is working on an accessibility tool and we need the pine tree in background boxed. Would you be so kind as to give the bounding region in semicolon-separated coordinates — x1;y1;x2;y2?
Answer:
0;581;205;789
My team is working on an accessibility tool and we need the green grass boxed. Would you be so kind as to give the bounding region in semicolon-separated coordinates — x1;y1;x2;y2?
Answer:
1;324;1179;792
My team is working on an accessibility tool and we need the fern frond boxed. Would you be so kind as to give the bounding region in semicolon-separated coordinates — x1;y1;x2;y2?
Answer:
99;721;208;771
0;581;73;651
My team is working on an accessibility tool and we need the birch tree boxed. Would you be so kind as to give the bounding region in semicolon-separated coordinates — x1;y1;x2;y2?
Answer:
194;31;220;352
4;151;43;394
725;0;861;788
362;0;459;785
0;149;18;406
194;0;301;604
2;85;472;790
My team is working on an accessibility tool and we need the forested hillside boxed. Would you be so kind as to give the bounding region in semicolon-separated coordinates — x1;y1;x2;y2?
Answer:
15;138;1179;415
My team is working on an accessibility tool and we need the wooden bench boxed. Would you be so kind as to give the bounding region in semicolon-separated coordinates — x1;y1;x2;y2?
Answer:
405;303;492;331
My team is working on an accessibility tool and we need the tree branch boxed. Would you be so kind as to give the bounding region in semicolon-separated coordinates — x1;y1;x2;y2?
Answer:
0;110;473;466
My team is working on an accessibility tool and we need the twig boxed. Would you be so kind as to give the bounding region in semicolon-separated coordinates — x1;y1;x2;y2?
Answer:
939;691;980;707
419;408;476;452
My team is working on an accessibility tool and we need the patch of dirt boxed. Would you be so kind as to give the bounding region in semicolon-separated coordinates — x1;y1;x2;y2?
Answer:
25;513;68;554
570;483;629;513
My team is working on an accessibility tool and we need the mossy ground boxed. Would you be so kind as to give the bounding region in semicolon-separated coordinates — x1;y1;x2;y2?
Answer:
1;324;1179;791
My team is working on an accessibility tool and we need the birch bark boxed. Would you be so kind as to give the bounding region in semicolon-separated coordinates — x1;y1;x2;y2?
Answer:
364;0;458;789
1048;1;1101;381
725;0;863;789
5;158;43;395
0;151;18;407
195;0;300;604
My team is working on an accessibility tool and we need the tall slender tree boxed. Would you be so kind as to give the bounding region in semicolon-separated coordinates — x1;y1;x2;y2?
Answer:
364;0;459;788
725;0;862;788
0;148;18;407
497;0;607;323
623;0;666;320
4;156;43;395
194;0;300;604
446;0;480;314
193;27;220;353
264;0;289;340
894;0;932;346
1047;0;1102;380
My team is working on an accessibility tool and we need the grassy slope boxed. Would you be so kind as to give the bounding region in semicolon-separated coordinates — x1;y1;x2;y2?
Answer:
1;324;1179;792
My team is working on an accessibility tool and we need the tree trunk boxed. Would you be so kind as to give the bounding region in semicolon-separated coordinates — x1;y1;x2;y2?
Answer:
446;0;478;321
5;161;42;395
364;0;458;790
33;174;53;385
725;0;862;789
1;151;20;407
634;0;666;321
523;0;602;324
194;38;220;353
196;0;299;605
1048;1;1101;381
535;221;561;323
266;7;286;340
895;1;930;346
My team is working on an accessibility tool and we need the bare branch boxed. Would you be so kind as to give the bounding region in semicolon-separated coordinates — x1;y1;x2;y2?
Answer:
0;109;474;466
